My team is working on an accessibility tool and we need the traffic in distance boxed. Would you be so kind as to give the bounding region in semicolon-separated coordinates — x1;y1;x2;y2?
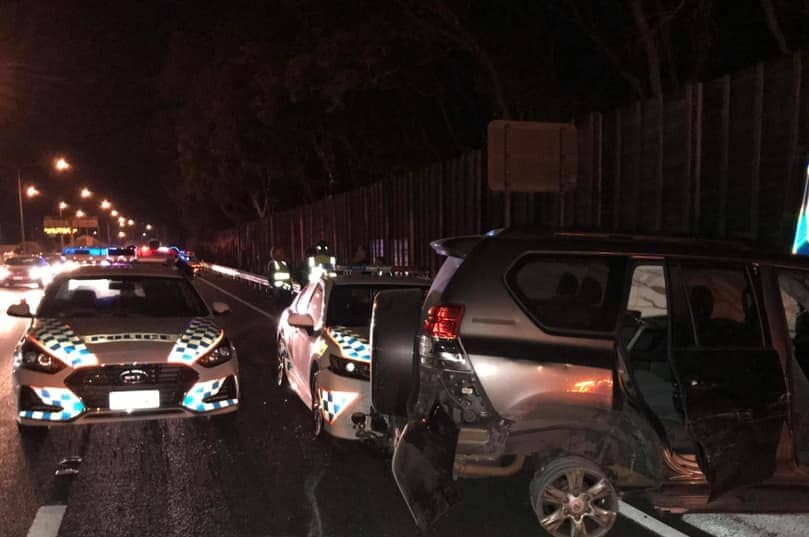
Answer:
4;231;809;537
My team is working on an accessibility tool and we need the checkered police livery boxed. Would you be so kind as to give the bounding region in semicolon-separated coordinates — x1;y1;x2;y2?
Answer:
84;333;177;344
29;319;98;368
182;377;237;412
168;318;223;364
318;388;358;424
326;326;371;362
18;387;85;421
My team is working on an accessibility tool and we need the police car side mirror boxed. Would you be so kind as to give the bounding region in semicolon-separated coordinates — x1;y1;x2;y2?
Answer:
211;302;231;316
7;303;33;318
288;313;314;329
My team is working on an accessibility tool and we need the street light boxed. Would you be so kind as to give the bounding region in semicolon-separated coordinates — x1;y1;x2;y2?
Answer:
145;224;153;231
54;157;71;171
118;231;126;239
100;199;112;210
75;209;86;218
15;155;71;244
110;209;119;217
127;218;134;226
25;185;40;198
80;187;92;199
58;201;68;211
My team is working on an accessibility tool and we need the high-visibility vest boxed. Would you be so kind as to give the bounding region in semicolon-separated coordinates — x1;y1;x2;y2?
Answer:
271;260;291;288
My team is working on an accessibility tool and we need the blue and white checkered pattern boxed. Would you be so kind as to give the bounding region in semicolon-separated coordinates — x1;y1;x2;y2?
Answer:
168;318;223;364
18;386;85;421
319;388;358;424
29;319;98;368
182;377;237;412
84;333;177;344
326;326;371;362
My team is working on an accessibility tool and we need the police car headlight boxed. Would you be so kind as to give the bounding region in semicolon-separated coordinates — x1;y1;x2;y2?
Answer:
17;339;67;373
328;354;370;380
197;338;234;368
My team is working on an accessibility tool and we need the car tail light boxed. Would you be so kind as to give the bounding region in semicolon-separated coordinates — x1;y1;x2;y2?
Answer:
423;304;464;340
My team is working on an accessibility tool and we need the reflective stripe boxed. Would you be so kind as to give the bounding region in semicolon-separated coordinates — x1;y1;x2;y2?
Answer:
273;272;290;281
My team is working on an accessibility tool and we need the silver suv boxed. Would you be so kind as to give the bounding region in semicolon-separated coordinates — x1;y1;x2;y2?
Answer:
371;230;809;537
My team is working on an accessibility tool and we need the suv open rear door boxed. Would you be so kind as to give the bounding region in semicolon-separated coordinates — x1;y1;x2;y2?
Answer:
667;261;788;499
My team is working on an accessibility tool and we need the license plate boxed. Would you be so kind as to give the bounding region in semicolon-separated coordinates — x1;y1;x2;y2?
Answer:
109;390;160;411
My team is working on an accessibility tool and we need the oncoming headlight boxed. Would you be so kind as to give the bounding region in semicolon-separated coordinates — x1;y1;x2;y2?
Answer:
17;339;67;373
197;338;234;368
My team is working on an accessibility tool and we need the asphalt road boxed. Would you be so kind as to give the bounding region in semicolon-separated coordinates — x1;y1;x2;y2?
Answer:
0;275;805;537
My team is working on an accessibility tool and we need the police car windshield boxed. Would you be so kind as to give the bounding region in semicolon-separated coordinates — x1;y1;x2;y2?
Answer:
38;276;209;318
326;284;423;327
6;257;39;266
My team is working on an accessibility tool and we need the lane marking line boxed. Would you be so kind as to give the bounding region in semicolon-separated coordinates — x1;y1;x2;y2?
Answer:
619;501;691;537
26;505;67;537
198;277;276;321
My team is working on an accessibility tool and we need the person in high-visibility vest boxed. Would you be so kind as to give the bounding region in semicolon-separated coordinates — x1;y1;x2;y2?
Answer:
267;246;292;293
304;240;336;282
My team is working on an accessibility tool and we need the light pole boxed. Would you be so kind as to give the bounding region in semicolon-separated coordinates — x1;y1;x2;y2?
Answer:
14;157;71;246
58;201;68;250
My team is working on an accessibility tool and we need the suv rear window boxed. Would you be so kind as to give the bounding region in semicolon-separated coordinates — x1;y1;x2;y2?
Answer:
507;254;626;333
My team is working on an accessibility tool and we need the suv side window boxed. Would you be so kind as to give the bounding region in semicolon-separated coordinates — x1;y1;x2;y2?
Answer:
627;264;667;318
506;254;626;333
675;264;764;348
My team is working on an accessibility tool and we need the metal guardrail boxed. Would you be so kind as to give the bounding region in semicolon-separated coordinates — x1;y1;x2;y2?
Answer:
199;262;269;288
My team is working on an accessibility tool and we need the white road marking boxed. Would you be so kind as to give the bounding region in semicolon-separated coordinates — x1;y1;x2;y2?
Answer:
619;501;692;537
684;513;809;537
198;277;275;320
26;505;67;537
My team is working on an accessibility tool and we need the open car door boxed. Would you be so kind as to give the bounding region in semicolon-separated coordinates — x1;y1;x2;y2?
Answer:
667;261;788;499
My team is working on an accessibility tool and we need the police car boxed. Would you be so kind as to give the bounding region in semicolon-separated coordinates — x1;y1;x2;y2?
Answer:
276;267;429;439
8;263;239;432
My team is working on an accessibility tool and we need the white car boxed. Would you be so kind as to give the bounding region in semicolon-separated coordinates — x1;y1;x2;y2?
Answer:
9;263;239;432
276;272;429;439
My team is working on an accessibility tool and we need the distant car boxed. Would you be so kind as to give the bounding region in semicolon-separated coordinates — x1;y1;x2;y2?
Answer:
8;263;239;432
136;244;177;265
107;246;136;263
1;255;51;288
372;231;809;537
276;271;429;440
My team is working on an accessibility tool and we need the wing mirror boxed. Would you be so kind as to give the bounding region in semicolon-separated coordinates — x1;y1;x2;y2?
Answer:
287;313;315;329
7;302;33;318
211;301;231;316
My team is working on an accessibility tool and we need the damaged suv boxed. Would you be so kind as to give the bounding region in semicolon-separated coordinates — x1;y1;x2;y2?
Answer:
371;230;809;537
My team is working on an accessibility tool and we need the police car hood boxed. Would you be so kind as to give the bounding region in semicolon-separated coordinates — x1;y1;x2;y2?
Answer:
326;325;371;362
29;316;223;367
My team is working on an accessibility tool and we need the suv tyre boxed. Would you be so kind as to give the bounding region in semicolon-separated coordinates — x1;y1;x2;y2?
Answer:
530;456;618;537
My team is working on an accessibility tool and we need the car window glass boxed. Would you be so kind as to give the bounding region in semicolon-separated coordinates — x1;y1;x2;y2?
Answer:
777;269;809;375
680;265;763;348
507;255;626;333
296;284;315;314
308;285;323;322
326;284;428;327
627;265;667;318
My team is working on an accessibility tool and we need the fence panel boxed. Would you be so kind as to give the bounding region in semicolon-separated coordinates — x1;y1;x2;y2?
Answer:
209;52;809;271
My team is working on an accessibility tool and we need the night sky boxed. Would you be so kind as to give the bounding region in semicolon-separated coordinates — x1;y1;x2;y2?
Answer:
1;1;806;245
0;1;207;244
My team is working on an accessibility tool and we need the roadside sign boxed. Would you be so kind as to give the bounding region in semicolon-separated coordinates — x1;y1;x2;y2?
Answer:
487;120;577;193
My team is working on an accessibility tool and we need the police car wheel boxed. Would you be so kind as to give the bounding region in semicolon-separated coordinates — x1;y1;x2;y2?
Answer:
311;374;323;438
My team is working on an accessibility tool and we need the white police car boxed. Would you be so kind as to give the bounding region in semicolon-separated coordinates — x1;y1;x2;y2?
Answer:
276;269;429;439
8;263;239;432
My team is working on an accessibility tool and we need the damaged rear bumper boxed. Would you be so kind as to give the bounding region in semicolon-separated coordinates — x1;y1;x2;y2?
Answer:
391;405;460;530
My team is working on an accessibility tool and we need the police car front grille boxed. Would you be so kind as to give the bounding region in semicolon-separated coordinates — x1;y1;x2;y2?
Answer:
65;364;198;409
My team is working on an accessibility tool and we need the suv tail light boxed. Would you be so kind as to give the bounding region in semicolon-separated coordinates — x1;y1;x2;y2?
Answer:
423;304;464;339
